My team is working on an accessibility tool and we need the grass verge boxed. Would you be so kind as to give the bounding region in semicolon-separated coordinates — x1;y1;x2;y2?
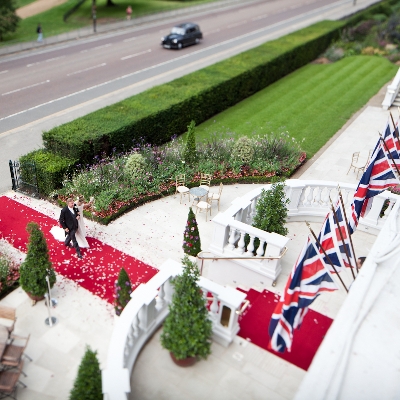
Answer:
191;56;397;159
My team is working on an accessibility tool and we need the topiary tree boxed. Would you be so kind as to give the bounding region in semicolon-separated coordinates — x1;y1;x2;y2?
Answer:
160;255;212;362
19;222;56;299
69;346;102;400
232;136;255;164
182;208;201;257
182;120;198;165
252;181;289;236
114;267;132;316
124;153;146;179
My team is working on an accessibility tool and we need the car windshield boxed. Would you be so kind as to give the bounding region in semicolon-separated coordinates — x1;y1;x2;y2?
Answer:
171;27;186;36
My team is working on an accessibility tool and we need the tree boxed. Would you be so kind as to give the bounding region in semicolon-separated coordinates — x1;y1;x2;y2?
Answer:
160;256;212;361
114;268;132;316
182;207;201;257
19;222;56;299
69;346;102;400
252;181;289;236
182;120;198;165
0;0;20;41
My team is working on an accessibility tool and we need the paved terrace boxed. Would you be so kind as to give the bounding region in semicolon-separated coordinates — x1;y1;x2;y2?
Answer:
0;83;394;398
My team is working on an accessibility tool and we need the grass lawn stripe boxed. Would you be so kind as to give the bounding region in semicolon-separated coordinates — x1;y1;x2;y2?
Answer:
192;56;397;158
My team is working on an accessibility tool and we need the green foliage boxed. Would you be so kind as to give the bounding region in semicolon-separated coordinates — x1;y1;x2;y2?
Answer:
114;268;132;316
183;120;198;165
183;208;201;257
0;0;20;41
232;136;255;164
19;222;56;297
41;20;342;164
252;182;289;236
160;256;212;360
124;153;146;180
19;150;77;196
69;346;102;400
0;253;19;297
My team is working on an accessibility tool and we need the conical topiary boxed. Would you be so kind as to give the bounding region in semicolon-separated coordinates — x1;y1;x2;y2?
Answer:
183;207;201;257
69;346;102;400
182;120;198;165
114;267;132;316
19;222;56;299
160;255;212;361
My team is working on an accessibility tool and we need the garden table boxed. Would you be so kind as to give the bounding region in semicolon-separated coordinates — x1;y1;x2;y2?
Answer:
0;326;9;359
189;187;208;204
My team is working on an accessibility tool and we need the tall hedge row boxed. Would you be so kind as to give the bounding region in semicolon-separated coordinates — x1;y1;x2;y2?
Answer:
42;20;343;164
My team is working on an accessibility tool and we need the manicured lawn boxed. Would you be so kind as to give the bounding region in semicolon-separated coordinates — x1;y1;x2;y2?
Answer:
3;0;214;44
191;56;397;159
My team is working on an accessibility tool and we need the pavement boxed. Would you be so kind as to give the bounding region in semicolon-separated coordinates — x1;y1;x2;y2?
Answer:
0;80;394;398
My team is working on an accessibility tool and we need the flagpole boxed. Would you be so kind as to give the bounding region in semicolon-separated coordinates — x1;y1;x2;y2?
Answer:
379;132;400;178
389;112;400;142
330;199;356;280
306;222;349;293
337;186;358;274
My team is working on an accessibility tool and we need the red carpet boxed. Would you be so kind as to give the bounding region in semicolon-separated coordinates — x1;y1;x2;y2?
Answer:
0;196;157;303
238;288;333;371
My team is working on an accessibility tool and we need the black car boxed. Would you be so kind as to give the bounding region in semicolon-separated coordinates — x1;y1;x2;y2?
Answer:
161;23;203;49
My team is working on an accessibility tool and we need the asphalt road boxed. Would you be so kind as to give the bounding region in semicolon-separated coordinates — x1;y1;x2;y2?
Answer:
0;0;380;194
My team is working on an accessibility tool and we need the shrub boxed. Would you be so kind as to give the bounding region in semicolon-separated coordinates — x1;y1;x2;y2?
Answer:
160;256;212;360
0;253;19;298
19;150;77;196
182;120;198;165
19;222;56;298
232;136;255;164
252;182;289;236
69;346;102;400
183;208;201;257
114;268;132;316
124;153;146;179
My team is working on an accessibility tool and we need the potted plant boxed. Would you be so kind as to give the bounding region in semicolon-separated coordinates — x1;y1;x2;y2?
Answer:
160;255;212;367
114;267;132;316
19;222;56;303
182;207;201;258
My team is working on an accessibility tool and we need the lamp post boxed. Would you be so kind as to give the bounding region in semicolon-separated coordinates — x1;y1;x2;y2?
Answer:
92;0;97;33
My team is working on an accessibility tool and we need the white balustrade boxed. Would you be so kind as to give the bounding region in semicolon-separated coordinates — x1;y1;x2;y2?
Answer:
102;259;246;400
382;67;400;110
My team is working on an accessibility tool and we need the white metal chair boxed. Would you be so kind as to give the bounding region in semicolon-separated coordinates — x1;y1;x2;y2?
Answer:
346;151;365;179
198;173;212;192
194;199;212;221
175;174;190;204
208;183;223;211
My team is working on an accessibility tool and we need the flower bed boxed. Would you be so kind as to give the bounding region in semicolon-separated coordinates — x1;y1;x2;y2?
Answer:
0;252;20;300
55;132;305;224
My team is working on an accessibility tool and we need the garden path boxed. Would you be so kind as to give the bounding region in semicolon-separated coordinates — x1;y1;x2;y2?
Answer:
16;0;69;19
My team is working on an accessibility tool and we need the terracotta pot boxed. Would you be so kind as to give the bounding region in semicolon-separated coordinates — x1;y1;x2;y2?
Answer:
26;292;45;302
169;352;197;367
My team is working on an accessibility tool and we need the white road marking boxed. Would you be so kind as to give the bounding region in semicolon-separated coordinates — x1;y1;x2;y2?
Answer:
227;21;247;29
252;14;268;21
121;49;151;61
80;43;112;53
0;70;8;75
27;56;66;67
123;37;137;42
67;63;107;76
2;80;50;96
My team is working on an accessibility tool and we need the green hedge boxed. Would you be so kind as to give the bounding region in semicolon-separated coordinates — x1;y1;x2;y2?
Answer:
20;150;77;196
42;20;343;163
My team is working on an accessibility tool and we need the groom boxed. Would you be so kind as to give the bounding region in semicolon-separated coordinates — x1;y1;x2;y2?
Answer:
59;198;82;259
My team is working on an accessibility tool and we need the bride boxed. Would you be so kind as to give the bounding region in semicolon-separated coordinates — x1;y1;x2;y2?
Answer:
50;195;93;248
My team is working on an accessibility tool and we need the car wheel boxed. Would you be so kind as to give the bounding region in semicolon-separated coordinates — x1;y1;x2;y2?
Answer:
177;42;183;49
195;38;200;44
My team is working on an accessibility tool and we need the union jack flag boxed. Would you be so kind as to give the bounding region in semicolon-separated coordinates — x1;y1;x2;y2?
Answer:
381;118;400;171
348;125;399;233
268;235;338;353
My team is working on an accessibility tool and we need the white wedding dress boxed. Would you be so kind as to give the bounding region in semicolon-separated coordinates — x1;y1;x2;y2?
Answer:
50;204;89;248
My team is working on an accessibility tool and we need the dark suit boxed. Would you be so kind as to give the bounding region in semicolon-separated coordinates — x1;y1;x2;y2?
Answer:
59;205;82;257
